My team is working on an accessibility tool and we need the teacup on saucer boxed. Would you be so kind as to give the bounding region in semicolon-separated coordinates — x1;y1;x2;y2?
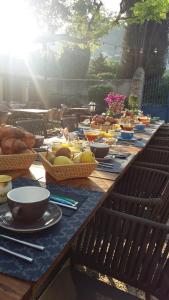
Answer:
7;186;50;223
90;143;110;158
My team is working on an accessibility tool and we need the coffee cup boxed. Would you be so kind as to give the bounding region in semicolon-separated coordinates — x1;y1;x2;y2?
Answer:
90;143;109;158
7;186;50;223
34;135;44;148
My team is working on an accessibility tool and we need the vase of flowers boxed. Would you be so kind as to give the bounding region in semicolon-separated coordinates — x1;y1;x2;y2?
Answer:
104;92;126;117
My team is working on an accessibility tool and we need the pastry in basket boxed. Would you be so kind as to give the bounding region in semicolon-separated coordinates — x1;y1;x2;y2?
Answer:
0;125;35;154
1;137;27;154
0;125;25;140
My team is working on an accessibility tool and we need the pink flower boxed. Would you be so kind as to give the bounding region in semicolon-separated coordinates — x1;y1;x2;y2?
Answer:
104;93;126;114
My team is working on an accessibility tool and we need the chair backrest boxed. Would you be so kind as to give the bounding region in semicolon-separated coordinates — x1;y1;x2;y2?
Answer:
47;108;61;122
61;116;78;131
149;137;169;147
114;165;169;199
73;208;169;300
138;147;169;165
16;119;47;137
108;165;169;222
135;147;169;174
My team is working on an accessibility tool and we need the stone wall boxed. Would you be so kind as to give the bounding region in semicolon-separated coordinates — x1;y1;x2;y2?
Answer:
0;75;132;108
30;78;132;108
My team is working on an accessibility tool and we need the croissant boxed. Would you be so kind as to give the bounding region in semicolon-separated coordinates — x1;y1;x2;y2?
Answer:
0;125;25;141
1;137;27;154
22;132;35;149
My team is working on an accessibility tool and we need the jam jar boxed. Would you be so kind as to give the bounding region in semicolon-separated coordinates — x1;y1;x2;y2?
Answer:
0;175;12;204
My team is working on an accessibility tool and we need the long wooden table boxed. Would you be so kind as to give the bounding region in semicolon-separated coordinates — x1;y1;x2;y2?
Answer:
0;122;163;300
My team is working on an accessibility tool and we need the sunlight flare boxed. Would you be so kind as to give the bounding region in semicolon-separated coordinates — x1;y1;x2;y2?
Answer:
0;0;40;57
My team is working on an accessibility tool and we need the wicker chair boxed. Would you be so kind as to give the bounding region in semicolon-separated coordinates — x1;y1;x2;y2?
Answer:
16;119;48;137
135;147;169;172
105;165;169;223
52;208;169;300
148;137;169;150
154;128;169;137
7;113;31;126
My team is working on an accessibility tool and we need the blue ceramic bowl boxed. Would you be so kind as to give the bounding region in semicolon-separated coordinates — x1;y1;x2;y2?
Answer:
135;124;145;131
121;131;134;140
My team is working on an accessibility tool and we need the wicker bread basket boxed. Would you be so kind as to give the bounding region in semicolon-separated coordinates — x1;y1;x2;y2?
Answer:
0;150;37;171
39;152;97;181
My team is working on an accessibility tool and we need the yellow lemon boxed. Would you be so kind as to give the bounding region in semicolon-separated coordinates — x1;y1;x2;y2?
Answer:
61;142;73;147
53;156;73;165
80;150;96;163
52;144;61;152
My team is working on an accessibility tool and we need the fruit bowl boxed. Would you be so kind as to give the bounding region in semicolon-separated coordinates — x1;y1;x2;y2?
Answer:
39;152;97;181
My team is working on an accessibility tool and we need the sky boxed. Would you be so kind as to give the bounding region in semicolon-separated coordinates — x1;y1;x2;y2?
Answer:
103;0;121;13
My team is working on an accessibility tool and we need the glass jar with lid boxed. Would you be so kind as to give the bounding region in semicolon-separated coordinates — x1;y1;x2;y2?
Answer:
0;175;12;204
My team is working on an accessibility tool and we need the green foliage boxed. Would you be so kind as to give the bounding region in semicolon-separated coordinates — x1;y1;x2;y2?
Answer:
131;0;169;23
30;0;111;49
89;54;120;79
88;84;113;113
89;54;111;74
58;46;90;78
128;95;139;111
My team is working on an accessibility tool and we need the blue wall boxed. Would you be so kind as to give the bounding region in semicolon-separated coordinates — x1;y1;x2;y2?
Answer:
142;104;169;122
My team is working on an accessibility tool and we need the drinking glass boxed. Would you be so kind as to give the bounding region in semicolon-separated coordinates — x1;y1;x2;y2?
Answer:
83;129;100;143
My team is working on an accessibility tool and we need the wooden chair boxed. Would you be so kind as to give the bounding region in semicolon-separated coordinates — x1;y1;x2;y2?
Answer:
16;119;48;137
52;208;169;300
105;165;169;223
135;147;169;172
61;116;78;131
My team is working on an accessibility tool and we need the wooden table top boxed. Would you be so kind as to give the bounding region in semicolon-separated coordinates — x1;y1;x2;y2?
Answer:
0;122;163;300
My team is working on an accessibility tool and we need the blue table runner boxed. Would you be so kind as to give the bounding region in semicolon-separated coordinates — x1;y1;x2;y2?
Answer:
0;178;103;282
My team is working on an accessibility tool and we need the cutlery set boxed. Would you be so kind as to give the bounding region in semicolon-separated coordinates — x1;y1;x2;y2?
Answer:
96;163;116;173
0;234;44;262
49;194;78;210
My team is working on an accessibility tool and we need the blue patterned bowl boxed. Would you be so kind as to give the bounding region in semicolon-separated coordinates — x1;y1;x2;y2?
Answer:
121;131;134;140
135;124;145;131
